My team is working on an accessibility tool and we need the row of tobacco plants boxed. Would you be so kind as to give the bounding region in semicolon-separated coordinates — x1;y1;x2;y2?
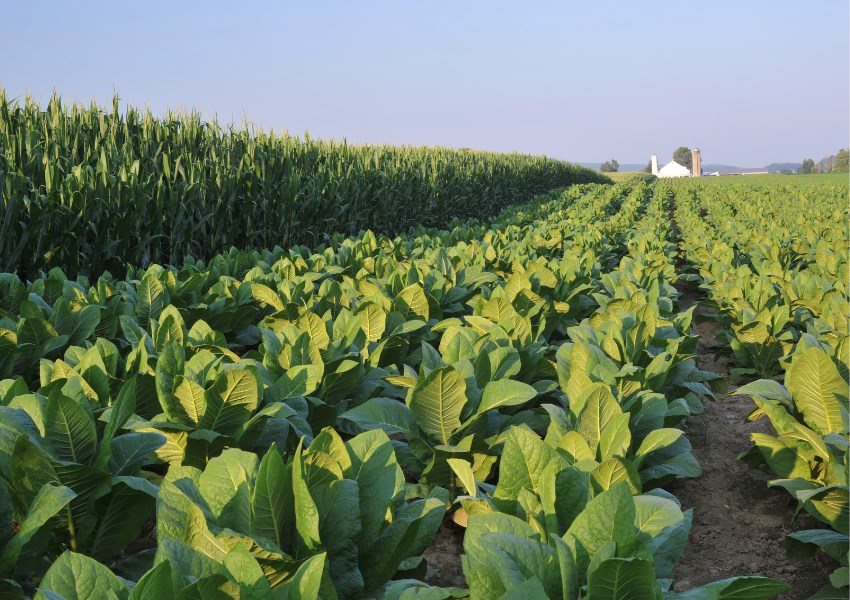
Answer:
674;176;849;600
1;180;792;598
0;90;608;279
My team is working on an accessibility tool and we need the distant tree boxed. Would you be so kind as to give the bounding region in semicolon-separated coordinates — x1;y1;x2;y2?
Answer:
812;166;820;174
831;148;849;173
817;155;836;173
672;146;693;171
600;159;619;173
643;160;653;173
799;158;815;174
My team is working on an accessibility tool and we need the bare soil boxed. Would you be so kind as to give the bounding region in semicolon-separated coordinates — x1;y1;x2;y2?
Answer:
668;283;835;599
423;522;466;587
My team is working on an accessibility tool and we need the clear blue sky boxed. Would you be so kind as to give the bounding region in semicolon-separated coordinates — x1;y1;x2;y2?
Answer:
2;1;847;166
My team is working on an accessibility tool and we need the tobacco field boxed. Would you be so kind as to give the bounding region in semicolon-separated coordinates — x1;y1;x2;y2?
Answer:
0;97;848;600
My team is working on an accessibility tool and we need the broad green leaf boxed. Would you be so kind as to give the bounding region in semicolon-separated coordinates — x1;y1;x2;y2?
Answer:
180;574;240;600
795;486;849;534
315;478;363;598
292;442;322;555
251;446;292;549
223;545;273;600
541;404;571;445
198;368;259;437
408;367;467;445
174;377;206;426
448;458;477;497
136;275;165;323
745;396;799;436
357;302;387;343
750;433;810;479
489;346;522;380
277;552;327;600
638;435;701;484
550;533;579;600
251;283;285;312
634;494;691;577
52;301;101;348
636;429;683;457
476;531;552;594
297;312;330;351
786;348;847;435
128;560;174;600
665;576;789;599
272;365;323;400
591;458;641;495
155;343;187;424
785;529;849;563
441;331;476;366
0;484;75;577
565;483;636;573
829;569;849;591
631;395;667;443
493;427;562;512
88;481;156;562
496;576;547;599
18;318;66;354
154;466;205;542
419;443;475;491
155;305;185;351
181;503;232;561
198;449;257;533
383;579;468;600
557;431;596;465
783;422;830;461
477;379;537;414
576;385;630;461
361;495;446;591
634;494;684;539
36;551;128;600
95;377;139;470
45;390;97;464
394;284;429;322
540;462;590;535
340;397;415;437
586;557;661;599
344;430;404;553
309;428;351;472
10;435;60;505
736;379;792;405
463;513;539;599
108;432;166;476
156;537;226;590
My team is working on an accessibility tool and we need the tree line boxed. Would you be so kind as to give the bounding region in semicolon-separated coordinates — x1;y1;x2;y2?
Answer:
600;147;849;175
800;148;849;174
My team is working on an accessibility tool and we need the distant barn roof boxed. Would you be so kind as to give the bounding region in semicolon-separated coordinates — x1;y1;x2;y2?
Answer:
657;160;690;178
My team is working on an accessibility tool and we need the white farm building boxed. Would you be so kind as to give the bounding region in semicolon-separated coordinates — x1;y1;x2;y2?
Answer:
657;160;690;178
650;150;702;178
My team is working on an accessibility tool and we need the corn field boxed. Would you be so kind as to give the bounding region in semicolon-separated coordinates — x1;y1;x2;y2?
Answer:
0;91;607;279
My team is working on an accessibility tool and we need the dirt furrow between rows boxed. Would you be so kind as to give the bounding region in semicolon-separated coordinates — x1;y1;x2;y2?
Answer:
668;283;834;599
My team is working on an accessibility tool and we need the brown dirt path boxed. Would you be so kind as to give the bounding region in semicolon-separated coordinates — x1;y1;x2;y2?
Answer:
668;283;835;599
